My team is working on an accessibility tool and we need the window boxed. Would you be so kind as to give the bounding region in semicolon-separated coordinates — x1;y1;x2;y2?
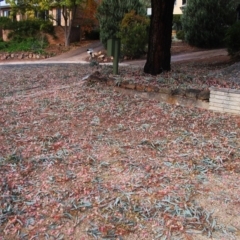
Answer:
3;10;10;17
56;8;61;26
182;0;187;5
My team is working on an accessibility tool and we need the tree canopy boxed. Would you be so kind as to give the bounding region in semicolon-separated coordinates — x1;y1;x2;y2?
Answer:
182;0;239;48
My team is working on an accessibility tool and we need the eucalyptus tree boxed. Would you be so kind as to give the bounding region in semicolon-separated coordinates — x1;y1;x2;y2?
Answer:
144;0;175;75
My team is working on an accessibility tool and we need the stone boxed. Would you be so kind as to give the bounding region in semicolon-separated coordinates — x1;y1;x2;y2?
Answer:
171;88;186;96
18;54;24;59
136;84;147;92
122;83;136;90
98;54;105;59
146;86;156;92
185;89;201;99
198;89;210;100
159;87;171;94
1;55;7;60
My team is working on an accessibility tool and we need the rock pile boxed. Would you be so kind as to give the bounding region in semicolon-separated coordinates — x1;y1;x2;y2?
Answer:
85;71;210;101
88;51;113;63
0;52;51;61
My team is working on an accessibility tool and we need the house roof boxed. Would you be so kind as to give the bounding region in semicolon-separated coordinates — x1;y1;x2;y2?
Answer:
0;0;9;7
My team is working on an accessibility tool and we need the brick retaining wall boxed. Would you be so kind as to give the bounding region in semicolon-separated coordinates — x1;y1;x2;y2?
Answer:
209;87;240;114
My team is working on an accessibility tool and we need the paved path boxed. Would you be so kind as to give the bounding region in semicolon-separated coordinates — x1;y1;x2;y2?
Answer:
0;41;228;66
44;41;104;62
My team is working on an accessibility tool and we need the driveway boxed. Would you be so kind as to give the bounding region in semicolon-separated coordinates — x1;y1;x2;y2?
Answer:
0;41;229;66
124;49;228;67
44;41;104;62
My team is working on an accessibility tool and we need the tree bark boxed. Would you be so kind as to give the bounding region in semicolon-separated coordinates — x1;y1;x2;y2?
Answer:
144;0;175;75
62;6;77;46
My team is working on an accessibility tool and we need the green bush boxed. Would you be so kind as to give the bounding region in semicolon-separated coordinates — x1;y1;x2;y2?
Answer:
0;17;12;28
97;0;146;48
172;14;182;31
176;30;185;41
40;21;54;34
0;36;48;53
3;19;54;41
0;41;9;51
182;0;237;48
225;22;240;58
117;10;149;59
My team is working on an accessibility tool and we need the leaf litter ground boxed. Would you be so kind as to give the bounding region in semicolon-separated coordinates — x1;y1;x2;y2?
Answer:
0;62;240;240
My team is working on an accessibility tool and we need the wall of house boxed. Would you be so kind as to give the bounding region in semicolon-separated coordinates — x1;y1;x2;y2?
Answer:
45;26;80;45
49;7;82;28
173;0;186;15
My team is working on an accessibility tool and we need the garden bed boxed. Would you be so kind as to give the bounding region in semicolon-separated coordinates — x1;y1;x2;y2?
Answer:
0;63;240;240
84;58;240;115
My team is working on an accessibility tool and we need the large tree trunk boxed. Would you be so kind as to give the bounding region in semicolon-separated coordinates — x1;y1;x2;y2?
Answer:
144;0;175;75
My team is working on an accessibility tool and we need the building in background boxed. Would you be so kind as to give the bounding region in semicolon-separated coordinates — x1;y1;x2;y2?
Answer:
0;0;11;17
173;0;187;15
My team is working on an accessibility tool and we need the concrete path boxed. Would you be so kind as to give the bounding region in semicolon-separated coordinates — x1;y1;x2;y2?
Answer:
0;41;228;66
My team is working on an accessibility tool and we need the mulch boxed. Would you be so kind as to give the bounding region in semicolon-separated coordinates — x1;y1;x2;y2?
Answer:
0;57;240;240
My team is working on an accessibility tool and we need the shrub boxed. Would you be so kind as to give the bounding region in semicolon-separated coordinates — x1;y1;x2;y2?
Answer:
0;17;12;28
0;37;48;53
97;0;145;48
40;21;54;34
225;21;240;58
172;14;182;31
3;19;54;41
0;40;9;51
176;30;185;41
117;10;149;59
182;0;237;48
